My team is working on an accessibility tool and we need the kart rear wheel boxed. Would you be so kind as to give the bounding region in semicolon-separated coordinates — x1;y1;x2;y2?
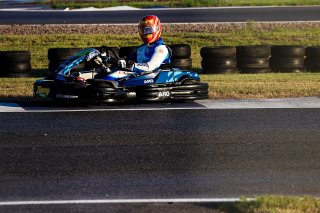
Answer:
88;79;127;104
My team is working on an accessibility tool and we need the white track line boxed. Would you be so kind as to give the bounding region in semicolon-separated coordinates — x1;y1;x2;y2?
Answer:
2;97;320;112
0;198;255;206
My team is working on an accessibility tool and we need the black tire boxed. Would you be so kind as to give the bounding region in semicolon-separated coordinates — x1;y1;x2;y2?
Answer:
200;46;236;58
119;46;139;58
270;57;305;72
0;51;31;63
271;45;305;57
48;48;82;61
0;62;31;77
201;58;237;68
168;44;191;59
305;46;320;57
236;45;271;58
164;58;192;69
305;57;320;72
237;57;270;69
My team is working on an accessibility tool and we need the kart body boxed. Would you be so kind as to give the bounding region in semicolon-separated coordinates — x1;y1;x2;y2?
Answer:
34;48;208;103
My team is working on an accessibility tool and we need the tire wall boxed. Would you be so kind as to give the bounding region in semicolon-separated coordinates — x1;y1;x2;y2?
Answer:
0;51;31;77
200;46;238;74
200;45;318;74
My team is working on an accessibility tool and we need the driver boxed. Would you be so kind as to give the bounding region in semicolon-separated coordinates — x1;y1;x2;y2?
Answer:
118;15;171;74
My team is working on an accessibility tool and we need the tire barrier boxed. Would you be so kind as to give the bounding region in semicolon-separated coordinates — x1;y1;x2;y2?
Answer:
305;46;320;72
270;45;305;72
200;46;238;74
236;45;271;73
0;51;31;77
165;44;192;70
119;46;139;59
48;48;82;73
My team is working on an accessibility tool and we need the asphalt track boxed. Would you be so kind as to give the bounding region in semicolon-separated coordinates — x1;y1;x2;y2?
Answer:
0;6;320;24
0;98;320;212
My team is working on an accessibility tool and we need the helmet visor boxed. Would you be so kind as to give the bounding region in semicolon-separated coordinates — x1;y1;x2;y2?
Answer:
140;26;159;35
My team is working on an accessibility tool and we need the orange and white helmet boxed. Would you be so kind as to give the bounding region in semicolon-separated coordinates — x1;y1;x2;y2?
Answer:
138;15;162;44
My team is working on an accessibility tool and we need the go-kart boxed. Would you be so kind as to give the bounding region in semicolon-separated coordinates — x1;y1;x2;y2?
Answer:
34;46;208;104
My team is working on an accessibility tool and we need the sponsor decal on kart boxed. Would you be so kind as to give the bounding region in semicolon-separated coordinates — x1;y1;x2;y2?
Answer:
144;79;154;84
35;86;50;98
158;91;170;98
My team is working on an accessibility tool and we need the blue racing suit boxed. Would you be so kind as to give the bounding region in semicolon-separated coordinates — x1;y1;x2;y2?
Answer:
129;38;171;74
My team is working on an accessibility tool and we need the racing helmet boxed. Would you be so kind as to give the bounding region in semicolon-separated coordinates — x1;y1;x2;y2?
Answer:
138;15;162;44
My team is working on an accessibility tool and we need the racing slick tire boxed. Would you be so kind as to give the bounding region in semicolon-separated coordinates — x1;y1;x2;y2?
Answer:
87;79;128;103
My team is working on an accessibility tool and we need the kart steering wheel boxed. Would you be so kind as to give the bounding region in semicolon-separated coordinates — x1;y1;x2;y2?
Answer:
100;46;120;62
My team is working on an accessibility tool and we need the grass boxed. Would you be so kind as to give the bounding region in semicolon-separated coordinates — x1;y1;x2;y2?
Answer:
217;196;320;213
49;0;320;9
1;25;320;100
1;25;320;70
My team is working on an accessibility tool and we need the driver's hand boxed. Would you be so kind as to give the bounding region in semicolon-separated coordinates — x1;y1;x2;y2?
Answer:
118;59;135;69
93;56;103;65
118;59;127;69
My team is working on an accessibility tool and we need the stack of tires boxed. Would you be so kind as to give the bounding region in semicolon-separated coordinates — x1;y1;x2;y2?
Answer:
305;46;320;72
200;46;237;74
270;45;305;72
0;51;31;77
236;45;271;73
166;44;192;70
119;46;139;59
48;48;82;73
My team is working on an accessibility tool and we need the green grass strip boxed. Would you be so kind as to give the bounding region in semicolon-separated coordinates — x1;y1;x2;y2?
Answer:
1;25;320;70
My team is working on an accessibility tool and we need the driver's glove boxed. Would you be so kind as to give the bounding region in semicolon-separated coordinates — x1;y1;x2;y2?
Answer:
118;59;135;70
93;56;103;65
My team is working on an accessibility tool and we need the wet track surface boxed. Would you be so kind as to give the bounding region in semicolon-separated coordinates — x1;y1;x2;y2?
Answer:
1;107;320;205
0;6;320;24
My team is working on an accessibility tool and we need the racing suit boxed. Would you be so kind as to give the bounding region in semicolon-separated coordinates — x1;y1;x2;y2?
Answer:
129;38;171;74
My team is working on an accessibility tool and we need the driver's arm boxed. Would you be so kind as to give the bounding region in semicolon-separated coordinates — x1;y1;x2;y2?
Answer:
131;45;169;74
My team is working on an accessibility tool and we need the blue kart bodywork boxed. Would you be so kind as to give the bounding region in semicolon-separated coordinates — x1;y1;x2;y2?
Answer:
34;48;208;103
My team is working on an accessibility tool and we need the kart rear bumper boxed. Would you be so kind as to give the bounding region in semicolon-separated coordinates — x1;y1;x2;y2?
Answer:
34;80;209;104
